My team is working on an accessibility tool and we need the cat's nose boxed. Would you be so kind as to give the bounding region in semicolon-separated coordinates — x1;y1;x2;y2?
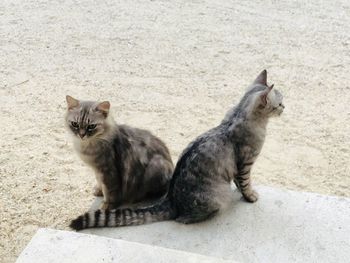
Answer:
78;130;86;139
279;103;285;109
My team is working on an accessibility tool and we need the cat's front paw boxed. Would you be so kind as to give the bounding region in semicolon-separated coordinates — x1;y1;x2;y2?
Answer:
100;202;110;210
93;186;103;197
100;201;120;210
243;190;259;203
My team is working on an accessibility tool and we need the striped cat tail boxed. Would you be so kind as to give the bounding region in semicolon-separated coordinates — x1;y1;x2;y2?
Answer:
69;199;175;230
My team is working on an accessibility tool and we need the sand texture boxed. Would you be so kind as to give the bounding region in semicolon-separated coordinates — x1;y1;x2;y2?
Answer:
1;0;350;261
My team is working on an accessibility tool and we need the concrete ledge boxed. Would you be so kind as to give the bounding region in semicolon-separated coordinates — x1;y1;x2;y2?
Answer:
85;186;350;263
16;228;233;263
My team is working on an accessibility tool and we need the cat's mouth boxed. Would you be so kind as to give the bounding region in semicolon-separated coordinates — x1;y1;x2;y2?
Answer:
77;133;89;140
277;108;284;116
277;104;284;116
270;106;284;117
78;134;87;140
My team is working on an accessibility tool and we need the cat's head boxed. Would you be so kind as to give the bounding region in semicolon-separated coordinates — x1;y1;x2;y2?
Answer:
65;96;113;141
244;70;284;118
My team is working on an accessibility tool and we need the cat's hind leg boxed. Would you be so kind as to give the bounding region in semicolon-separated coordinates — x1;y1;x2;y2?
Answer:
143;154;173;198
175;180;232;224
175;209;219;224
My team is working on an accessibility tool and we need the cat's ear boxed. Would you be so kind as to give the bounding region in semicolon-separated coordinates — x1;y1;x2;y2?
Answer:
260;84;274;106
66;95;79;110
96;101;110;117
253;69;267;86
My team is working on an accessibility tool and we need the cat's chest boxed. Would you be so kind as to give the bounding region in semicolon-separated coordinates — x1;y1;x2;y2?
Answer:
238;145;260;160
236;135;265;161
75;141;107;167
78;151;97;166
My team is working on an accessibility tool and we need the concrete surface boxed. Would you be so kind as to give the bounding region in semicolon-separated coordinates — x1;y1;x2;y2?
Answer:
85;185;350;263
16;228;233;263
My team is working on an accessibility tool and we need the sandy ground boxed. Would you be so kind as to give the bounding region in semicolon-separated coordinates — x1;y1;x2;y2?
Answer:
1;0;349;261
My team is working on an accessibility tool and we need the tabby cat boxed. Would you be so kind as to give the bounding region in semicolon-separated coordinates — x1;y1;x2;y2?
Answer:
65;96;174;210
70;70;284;230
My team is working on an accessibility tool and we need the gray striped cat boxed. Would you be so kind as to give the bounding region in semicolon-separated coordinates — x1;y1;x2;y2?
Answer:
70;70;284;230
65;96;174;210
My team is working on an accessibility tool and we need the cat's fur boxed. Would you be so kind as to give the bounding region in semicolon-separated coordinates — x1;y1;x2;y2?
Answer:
65;96;174;210
70;70;284;230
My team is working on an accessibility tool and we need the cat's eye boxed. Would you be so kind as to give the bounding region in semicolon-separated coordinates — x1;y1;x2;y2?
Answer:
87;124;97;130
71;121;79;128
